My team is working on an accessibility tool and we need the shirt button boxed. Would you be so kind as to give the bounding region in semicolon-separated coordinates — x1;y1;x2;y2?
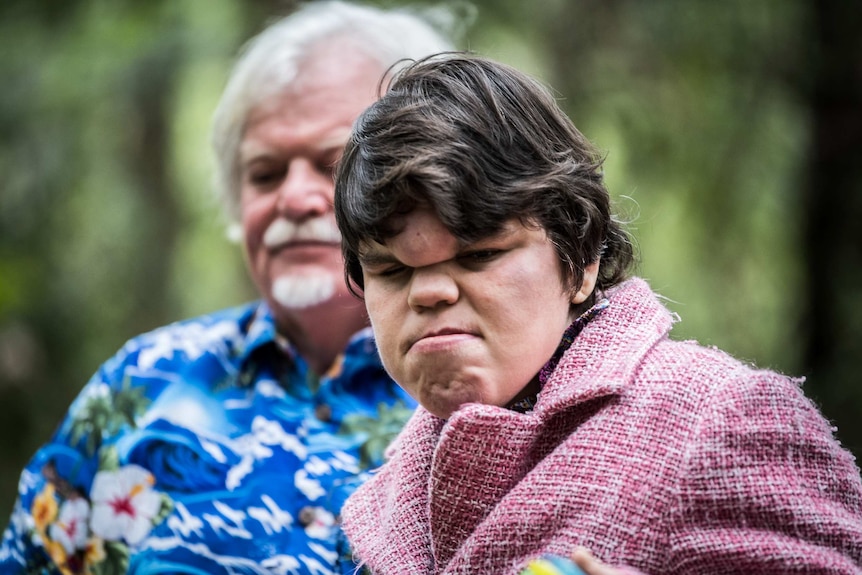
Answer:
298;506;316;527
314;403;332;422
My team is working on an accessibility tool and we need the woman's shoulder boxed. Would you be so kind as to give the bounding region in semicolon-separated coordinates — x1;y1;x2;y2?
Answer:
648;335;767;379
633;335;806;424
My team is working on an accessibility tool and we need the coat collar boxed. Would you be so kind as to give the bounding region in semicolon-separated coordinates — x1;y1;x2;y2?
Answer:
534;277;675;416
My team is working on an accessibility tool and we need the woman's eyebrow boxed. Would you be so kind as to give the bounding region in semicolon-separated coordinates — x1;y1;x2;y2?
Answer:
358;247;401;268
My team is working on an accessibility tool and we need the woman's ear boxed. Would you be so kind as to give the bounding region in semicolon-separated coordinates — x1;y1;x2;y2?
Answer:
571;260;600;305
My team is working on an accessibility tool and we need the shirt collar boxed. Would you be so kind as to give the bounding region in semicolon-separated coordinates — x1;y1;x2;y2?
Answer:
240;301;287;362
237;300;379;383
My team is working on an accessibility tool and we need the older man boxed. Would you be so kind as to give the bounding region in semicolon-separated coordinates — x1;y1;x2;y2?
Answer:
0;2;453;573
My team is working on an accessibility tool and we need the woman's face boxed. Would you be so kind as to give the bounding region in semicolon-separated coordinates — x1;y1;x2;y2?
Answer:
361;205;596;419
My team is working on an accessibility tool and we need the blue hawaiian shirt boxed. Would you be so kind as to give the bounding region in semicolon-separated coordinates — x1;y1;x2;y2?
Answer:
0;302;415;574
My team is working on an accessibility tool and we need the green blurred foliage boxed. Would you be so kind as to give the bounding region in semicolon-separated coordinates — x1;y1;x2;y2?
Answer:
1;0;860;521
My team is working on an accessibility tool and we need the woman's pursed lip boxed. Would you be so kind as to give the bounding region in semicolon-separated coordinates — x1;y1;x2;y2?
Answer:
407;329;479;352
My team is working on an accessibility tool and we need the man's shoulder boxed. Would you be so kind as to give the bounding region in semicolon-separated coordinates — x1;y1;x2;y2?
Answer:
104;301;266;374
152;301;262;333
132;301;261;345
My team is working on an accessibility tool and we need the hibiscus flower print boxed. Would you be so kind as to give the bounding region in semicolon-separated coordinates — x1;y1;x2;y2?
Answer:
89;465;161;545
48;498;90;555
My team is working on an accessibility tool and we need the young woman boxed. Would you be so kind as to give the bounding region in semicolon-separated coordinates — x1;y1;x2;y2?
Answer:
333;54;862;575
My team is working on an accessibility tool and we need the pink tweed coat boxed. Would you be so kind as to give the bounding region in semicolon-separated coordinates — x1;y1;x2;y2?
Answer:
341;278;862;574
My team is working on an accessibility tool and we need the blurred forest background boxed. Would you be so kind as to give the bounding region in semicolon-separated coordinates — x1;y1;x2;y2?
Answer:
1;0;860;520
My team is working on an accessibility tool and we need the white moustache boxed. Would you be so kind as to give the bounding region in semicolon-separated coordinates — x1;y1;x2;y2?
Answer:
262;217;342;249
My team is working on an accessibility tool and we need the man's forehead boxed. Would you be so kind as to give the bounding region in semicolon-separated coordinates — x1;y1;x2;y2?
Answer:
314;127;354;150
239;126;353;161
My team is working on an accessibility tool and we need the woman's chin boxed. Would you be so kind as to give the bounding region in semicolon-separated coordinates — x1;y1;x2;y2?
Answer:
420;384;484;420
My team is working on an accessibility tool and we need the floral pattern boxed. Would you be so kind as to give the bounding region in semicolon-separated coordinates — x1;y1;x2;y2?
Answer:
48;498;89;556
0;302;414;574
89;466;162;546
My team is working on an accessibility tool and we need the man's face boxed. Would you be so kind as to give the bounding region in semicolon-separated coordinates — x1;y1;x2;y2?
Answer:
238;49;383;327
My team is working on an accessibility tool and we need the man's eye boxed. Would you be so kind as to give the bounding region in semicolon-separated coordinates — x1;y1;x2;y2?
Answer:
318;160;338;179
247;167;286;188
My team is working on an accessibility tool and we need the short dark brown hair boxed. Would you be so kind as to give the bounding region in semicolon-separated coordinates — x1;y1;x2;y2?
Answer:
335;53;634;298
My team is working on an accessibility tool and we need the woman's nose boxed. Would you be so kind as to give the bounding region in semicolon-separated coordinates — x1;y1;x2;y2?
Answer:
275;158;332;219
407;268;459;311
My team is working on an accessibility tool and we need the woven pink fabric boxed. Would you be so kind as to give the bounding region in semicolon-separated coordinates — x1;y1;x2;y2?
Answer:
341;278;862;574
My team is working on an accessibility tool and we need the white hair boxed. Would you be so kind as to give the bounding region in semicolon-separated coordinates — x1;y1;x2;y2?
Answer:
211;0;461;227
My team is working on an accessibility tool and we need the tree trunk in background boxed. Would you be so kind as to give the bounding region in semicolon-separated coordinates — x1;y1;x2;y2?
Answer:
124;46;182;336
802;0;862;456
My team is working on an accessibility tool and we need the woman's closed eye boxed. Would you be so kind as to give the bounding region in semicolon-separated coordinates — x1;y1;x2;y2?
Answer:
378;265;409;278
459;249;503;267
362;261;410;279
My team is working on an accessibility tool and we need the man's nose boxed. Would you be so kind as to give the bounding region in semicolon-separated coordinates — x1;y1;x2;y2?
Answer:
275;158;332;220
407;267;459;311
